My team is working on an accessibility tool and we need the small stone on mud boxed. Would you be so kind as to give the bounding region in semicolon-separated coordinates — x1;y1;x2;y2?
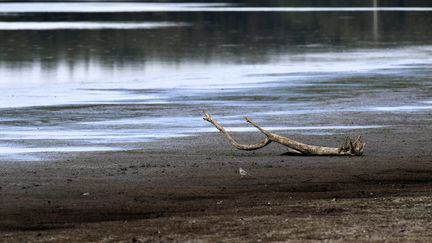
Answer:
238;168;248;177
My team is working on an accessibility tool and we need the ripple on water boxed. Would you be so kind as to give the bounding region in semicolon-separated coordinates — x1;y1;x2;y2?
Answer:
0;22;189;30
0;3;431;13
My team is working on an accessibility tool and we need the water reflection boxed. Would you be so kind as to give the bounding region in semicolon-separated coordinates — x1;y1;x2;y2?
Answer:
1;46;430;90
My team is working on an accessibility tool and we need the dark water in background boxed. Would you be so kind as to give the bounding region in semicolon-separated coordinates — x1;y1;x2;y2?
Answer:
0;1;432;159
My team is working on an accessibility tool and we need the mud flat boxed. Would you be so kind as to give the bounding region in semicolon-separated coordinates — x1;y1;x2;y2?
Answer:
0;110;431;242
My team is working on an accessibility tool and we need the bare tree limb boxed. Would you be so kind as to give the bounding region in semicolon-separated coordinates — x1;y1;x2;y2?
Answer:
203;111;365;156
203;111;271;151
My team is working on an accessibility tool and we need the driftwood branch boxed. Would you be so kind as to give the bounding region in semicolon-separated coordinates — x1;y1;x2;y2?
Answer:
203;111;365;156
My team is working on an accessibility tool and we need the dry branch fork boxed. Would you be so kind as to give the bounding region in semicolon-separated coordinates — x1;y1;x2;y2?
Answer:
203;111;365;156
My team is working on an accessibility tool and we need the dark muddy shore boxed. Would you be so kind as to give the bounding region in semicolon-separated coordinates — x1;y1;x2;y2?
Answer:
1;111;432;242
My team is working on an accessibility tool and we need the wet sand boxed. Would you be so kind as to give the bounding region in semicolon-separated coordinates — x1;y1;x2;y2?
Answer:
1;111;432;242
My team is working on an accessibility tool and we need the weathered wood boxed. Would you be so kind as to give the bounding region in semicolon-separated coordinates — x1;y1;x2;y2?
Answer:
203;111;365;156
203;111;271;150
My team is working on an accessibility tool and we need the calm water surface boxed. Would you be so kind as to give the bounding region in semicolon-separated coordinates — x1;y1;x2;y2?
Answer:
0;1;432;160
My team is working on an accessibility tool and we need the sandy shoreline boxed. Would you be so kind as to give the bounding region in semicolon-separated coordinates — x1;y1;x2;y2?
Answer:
1;111;432;242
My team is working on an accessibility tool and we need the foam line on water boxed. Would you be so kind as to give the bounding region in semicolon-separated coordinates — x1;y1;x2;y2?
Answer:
0;3;227;13
0;22;188;30
0;129;178;140
0;146;124;154
196;125;385;133
371;105;432;112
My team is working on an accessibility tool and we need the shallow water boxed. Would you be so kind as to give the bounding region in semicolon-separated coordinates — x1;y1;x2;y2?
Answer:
0;1;432;160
